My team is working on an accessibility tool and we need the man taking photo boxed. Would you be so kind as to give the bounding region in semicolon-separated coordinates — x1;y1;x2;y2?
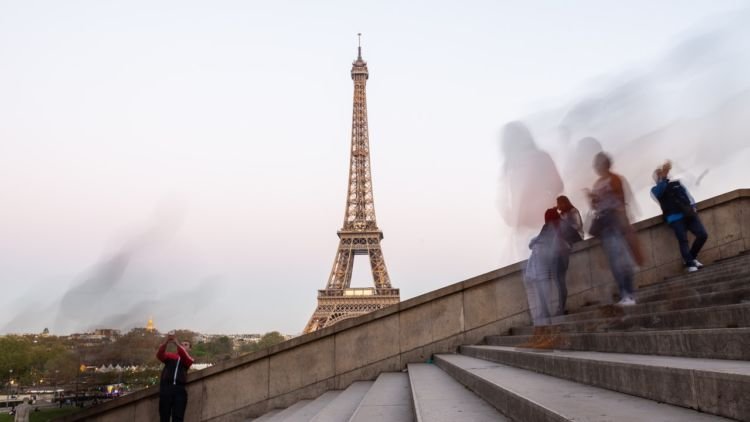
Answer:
156;333;194;422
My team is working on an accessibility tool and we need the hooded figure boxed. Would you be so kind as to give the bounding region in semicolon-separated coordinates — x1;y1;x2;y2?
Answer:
523;208;567;325
498;121;564;261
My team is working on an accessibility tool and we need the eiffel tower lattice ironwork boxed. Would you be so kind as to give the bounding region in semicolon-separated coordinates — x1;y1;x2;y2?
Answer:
303;36;399;334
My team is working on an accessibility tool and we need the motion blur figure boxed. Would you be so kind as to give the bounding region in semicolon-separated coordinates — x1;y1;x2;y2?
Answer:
651;161;708;272
555;195;584;315
561;136;603;218
498;121;564;261
587;152;641;306
13;398;31;422
523;208;568;325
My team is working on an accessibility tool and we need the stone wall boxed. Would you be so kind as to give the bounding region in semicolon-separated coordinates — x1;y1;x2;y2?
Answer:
63;189;750;422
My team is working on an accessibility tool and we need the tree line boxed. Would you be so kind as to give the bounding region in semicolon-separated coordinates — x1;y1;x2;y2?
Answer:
0;330;287;391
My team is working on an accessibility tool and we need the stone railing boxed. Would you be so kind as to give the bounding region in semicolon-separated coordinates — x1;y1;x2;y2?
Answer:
63;189;750;422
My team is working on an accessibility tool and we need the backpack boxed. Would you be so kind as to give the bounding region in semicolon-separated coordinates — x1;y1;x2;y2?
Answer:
662;180;696;218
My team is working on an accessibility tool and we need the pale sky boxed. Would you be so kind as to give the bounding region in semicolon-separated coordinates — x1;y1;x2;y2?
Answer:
1;1;749;335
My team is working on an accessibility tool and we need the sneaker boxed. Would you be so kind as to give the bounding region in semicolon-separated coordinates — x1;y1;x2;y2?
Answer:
693;259;704;269
616;297;637;306
687;265;699;273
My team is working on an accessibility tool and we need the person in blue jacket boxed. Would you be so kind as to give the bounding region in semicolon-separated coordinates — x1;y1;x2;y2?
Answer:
651;161;708;272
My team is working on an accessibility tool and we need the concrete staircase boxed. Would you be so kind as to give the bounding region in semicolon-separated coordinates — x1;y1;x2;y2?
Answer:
248;253;750;421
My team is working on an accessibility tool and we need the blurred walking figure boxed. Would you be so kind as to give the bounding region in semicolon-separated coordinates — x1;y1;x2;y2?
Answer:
498;121;564;262
587;152;641;306
13;398;31;422
651;161;708;272
523;208;567;325
555;196;584;315
561;136;603;218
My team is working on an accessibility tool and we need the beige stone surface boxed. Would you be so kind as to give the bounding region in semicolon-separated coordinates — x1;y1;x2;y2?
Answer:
269;337;334;397
712;202;742;247
636;229;656;269
495;272;528;318
95;406;136;422
201;359;269;420
399;344;430;365
462;313;529;345
398;303;433;353
698;246;722;266
565;250;594;295
134;396;160;422
463;282;497;330
634;267;659;288
741;199;750;242
651;225;684;265
655;259;685;282
587;244;615;289
334;314;399;374
264;378;335;412
430;293;465;342
334;356;400;389
719;239;746;260
421;335;465;358
698;207;719;251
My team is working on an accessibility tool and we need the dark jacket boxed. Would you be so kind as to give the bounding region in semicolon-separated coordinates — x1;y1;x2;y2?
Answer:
157;343;194;388
651;179;695;223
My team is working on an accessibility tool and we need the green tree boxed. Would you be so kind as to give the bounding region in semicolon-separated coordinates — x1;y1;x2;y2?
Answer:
256;332;285;349
43;348;79;384
0;336;33;384
205;336;232;361
238;332;286;355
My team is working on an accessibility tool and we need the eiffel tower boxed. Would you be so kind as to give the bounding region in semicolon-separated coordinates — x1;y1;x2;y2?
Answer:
303;36;399;334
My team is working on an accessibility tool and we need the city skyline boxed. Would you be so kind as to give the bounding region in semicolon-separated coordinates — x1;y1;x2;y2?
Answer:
2;1;749;335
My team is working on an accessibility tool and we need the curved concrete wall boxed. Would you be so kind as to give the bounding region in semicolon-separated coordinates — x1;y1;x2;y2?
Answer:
63;189;750;422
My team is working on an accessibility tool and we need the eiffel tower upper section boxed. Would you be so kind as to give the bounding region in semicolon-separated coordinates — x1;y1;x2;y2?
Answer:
343;40;379;234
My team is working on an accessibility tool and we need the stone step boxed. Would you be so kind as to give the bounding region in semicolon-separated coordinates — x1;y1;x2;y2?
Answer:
434;354;730;422
252;409;282;422
640;253;750;292
484;328;750;360
569;268;749;312
349;372;413;422
266;400;311;421
638;276;750;304
641;266;750;295
281;391;341;422
459;345;750;421
407;363;508;422
550;285;750;325
309;381;373;422
510;302;750;336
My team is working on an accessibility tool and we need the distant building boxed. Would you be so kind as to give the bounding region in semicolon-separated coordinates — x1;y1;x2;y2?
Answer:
146;316;156;332
94;328;121;338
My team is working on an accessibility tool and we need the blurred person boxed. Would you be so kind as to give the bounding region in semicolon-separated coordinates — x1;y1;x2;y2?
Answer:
555;195;584;315
561;136;603;218
14;398;31;422
498;121;564;261
157;334;194;422
651;161;708;272
587;152;640;306
523;208;567;325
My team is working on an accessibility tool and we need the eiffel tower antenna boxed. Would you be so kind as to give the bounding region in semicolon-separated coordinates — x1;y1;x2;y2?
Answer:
357;32;362;60
303;37;399;333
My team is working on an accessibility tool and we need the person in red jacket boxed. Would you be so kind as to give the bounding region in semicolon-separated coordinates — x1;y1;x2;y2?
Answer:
156;333;194;422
